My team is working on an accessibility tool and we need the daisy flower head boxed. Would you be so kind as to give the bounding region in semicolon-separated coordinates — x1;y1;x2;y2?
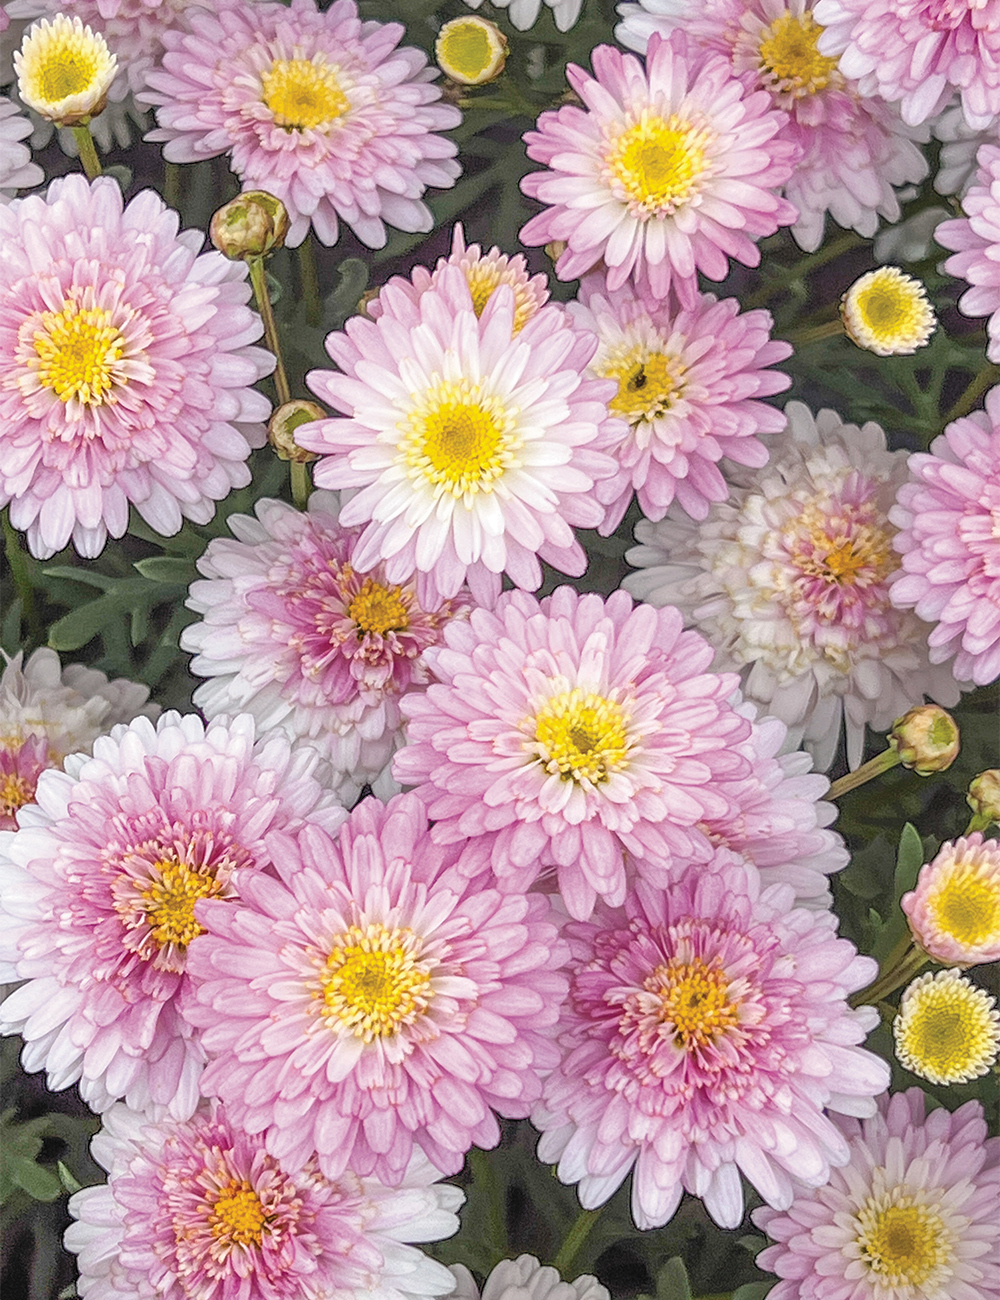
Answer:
449;1256;609;1300
519;32;799;306
534;852;889;1231
937;144;1000;363
568;274;791;531
624;402;964;771
754;1088;1000;1300
298;265;619;606
0;711;345;1119
14;13;116;125
65;1100;463;1300
902;833;1000;967
184;792;569;1183
462;0;583;33
0;94;41;201
140;0;461;250
182;491;470;802
394;586;752;921
889;385;1000;686
436;17;508;87
840;267;936;356
894;969;1000;1085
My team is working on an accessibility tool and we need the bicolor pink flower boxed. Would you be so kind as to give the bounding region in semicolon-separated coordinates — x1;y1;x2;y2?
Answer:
754;1088;1000;1300
534;854;888;1230
298;266;618;606
0;712;345;1119
937;144;1000;362
568;275;791;531
184;793;568;1184
519;32;798;305
66;1100;463;1300
814;0;1000;129
0;174;273;559
902;833;1000;967
140;0;461;249
394;586;752;921
890;385;1000;686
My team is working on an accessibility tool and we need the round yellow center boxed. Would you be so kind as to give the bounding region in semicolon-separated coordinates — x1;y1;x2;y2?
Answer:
608;112;713;217
895;976;999;1083
532;689;631;784
402;380;517;498
438;22;492;80
929;866;1000;948
320;923;433;1042
462;262;537;333
140;857;223;953
842;269;936;355
856;1196;952;1289
793;502;895;587
0;773;35;820
758;12;839;97
33;302;126;406
348;578;410;636
210;1180;267;1247
602;344;687;424
261;57;350;130
35;48;99;102
651;958;740;1049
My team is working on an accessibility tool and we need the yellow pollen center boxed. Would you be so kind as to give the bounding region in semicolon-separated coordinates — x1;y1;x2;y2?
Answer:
348;578;410;636
140;858;222;952
856;1198;952;1288
36;48;100;102
261;57;350;130
33;302;126;406
793;502;896;588
0;773;35;819
320;923;433;1042
532;689;631;784
438;23;492;81
462;263;537;332
895;974;1000;1084
603;345;687;423
608;112;712;216
402;381;517;498
758;12;838;97
652;958;740;1049
209;1180;267;1247
929;867;1000;947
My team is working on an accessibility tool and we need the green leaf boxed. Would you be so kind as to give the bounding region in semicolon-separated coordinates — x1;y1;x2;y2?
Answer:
11;1157;62;1202
56;1161;82;1195
894;822;926;905
47;595;122;652
732;1284;774;1300
132;556;197;584
41;566;118;591
656;1257;692;1300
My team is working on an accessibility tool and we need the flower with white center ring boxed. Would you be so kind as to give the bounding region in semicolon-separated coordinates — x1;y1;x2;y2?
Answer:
841;267;936;356
14;13;116;125
893;969;1000;1085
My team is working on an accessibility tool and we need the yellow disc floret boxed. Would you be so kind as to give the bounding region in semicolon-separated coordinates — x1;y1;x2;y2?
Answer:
532;689;632;785
15;15;117;126
32;300;128;407
758;12;840;100
607;111;715;217
652;957;741;1050
400;379;519;499
209;1180;268;1248
0;772;36;822
141;857;226;956
436;16;508;87
893;969;1000;1085
928;864;1000;950
320;922;434;1041
841;267;937;357
262;57;350;130
348;577;410;636
854;1190;955;1292
600;342;688;425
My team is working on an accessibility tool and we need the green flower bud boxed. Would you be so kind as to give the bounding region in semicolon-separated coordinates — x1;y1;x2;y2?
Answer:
890;705;960;775
210;191;290;261
268;400;323;464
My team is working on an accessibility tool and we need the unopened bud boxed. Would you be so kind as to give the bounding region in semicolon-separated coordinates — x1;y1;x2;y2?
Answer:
436;16;508;86
210;191;289;261
967;770;1000;825
889;705;960;775
268;401;323;463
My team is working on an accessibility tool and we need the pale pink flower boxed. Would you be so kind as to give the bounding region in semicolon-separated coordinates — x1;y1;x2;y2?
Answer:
754;1088;1000;1300
937;144;1000;363
450;1256;609;1300
394;586;752;921
889;385;1000;686
933;101;999;197
902;833;1000;966
66;1100;463;1300
184;793;569;1184
0;174;273;560
0;712;345;1119
462;0;582;32
140;0;461;249
568;274;791;531
0;93;41;200
534;853;888;1230
519;32;798;306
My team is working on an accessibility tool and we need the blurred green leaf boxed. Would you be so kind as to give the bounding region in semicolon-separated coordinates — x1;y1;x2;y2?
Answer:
656;1257;692;1300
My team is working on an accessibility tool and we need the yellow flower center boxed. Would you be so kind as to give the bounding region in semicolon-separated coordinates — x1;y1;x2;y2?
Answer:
601;343;687;424
0;773;35;821
320;923;433;1042
532;689;631;784
894;972;1000;1084
929;865;1000;948
650;958;741;1049
463;262;538;333
35;48;100;102
841;268;936;356
348;577;410;636
855;1195;953;1290
140;857;225;954
792;501;896;587
439;21;491;78
608;112;714;217
758;12;839;97
261;57;350;130
33;301;127;406
209;1180;267;1247
401;380;518;498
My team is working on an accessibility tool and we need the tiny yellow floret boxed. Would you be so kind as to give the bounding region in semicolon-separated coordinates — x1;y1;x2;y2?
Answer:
841;267;936;357
532;688;632;785
757;12;840;100
320;922;434;1041
854;1188;955;1292
15;14;117;126
607;111;716;218
893;968;1000;1085
600;342;688;426
436;16;508;87
262;57;350;130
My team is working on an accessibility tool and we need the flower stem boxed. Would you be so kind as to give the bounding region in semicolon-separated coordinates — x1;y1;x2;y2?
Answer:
942;363;1000;426
2;510;39;644
297;236;322;328
853;937;930;1007
290;461;310;509
164;161;181;210
247;255;291;406
785;318;844;347
743;232;865;309
553;1206;603;1277
828;746;902;800
71;123;102;180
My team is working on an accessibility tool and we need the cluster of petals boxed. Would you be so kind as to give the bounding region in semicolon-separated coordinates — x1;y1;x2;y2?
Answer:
533;853;888;1231
902;833;1000;966
182;491;469;802
889;385;1000;686
0;174;273;559
0;711;345;1119
66;1099;463;1300
462;0;583;32
0;94;41;201
450;1255;609;1300
394;586;752;921
934;102;999;197
141;0;461;249
937;144;1000;363
184;792;569;1185
568;274;791;530
519;32;799;305
754;1088;1000;1300
298;265;618;606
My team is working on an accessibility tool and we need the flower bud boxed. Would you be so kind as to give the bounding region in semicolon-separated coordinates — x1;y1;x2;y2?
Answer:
435;16;508;87
210;192;289;261
544;240;567;263
967;769;1000;825
840;266;936;356
16;15;117;127
889;704;960;775
268;401;323;463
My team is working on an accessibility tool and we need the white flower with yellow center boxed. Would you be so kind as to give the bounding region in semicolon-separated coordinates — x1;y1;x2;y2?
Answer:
436;16;508;86
15;14;116;125
894;969;1000;1086
841;267;937;356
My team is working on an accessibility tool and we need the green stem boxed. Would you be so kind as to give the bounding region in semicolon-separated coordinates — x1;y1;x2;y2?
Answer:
247;256;291;406
785;318;845;347
965;811;996;834
164;161;181;210
744;232;865;309
552;1206;603;1277
468;1149;507;1261
290;461;311;509
71;123;102;180
828;746;902;800
2;510;39;644
297;237;322;329
854;939;931;1007
942;363;1000;426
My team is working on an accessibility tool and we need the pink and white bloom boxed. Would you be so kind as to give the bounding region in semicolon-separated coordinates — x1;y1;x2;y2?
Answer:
568;275;791;531
889;385;1000;686
140;0;461;249
0;712;345;1119
902;833;1000;967
519;32;799;305
182;492;470;802
814;0;1000;129
298;266;618;606
937;144;1000;363
0;174;273;559
534;853;888;1231
0;94;41;200
184;793;568;1184
450;1256;609;1300
394;586;752;921
754;1088;1000;1300
66;1100;463;1300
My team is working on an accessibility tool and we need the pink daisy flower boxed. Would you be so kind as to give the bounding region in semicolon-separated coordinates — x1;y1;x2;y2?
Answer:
297;266;618;606
890;388;1000;686
0;712;345;1119
937;144;1000;362
519;32;798;306
184;793;568;1184
533;853;889;1231
902;833;1000;967
568;274;791;531
814;0;1000;130
182;491;470;802
754;1088;1000;1300
0;174;273;560
66;1100;463;1300
140;0;461;249
394;586;752;921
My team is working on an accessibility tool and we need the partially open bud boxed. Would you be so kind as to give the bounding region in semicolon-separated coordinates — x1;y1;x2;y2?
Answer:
16;15;117;127
210;192;289;261
889;704;960;775
435;16;508;86
968;770;1000;826
840;266;936;356
269;400;323;463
